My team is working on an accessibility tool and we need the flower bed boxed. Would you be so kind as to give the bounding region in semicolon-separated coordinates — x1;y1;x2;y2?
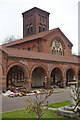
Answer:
2;86;53;98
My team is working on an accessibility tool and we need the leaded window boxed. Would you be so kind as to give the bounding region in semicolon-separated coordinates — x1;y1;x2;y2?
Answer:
39;25;41;32
52;40;63;56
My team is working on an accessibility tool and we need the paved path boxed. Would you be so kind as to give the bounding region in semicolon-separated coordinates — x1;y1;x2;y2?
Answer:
1;88;71;113
43;106;58;111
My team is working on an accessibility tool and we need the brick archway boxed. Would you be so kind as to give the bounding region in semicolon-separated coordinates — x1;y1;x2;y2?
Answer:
50;66;64;87
7;62;29;75
66;67;76;86
7;62;29;87
50;65;64;76
30;64;48;78
30;64;48;88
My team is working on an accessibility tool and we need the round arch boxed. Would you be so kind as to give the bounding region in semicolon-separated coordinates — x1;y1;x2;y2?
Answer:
66;67;76;86
50;66;64;86
65;66;76;74
30;64;48;88
6;62;29;87
50;36;65;49
7;62;29;76
50;65;64;76
30;64;48;78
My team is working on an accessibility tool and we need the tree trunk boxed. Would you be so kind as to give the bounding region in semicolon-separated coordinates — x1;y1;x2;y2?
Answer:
37;114;40;120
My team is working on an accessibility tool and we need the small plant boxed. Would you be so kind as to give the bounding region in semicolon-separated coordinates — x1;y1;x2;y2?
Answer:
24;89;53;120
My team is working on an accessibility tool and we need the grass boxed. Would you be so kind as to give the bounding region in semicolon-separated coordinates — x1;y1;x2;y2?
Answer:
1;100;76;120
2;109;77;120
46;100;71;108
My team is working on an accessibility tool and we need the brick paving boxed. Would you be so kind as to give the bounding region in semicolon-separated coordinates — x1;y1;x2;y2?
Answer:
1;87;71;113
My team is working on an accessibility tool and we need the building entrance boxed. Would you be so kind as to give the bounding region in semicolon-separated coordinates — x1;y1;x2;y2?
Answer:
31;67;45;88
66;68;75;86
7;65;25;87
51;67;63;86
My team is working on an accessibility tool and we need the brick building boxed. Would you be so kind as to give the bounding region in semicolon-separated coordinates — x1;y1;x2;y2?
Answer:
0;7;80;90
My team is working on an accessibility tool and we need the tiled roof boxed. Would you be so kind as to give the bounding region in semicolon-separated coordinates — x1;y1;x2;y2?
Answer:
2;29;54;47
0;27;76;64
22;7;50;16
0;47;79;64
2;27;73;47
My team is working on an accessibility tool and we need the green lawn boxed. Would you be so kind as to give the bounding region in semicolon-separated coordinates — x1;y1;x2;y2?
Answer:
1;100;77;120
2;109;77;120
46;100;71;108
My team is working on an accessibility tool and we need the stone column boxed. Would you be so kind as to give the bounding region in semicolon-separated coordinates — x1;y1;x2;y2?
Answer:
76;76;78;87
61;77;66;88
1;75;6;91
74;74;78;87
44;76;47;88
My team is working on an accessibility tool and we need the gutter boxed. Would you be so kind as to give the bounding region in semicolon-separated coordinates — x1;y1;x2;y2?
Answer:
8;56;80;65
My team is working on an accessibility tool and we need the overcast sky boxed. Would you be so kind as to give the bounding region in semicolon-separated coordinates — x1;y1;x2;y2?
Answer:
0;0;79;54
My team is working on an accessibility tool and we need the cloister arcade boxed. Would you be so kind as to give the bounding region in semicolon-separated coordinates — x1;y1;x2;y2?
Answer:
5;63;79;88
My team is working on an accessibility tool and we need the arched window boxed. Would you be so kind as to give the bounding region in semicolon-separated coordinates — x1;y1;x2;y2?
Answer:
39;25;42;32
43;26;45;31
27;26;29;34
30;25;33;33
52;40;63;56
52;47;56;54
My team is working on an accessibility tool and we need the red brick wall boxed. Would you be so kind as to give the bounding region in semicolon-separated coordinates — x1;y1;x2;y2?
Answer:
9;29;72;57
1;50;79;90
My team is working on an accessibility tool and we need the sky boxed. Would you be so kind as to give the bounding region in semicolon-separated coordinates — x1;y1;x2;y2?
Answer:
0;0;79;54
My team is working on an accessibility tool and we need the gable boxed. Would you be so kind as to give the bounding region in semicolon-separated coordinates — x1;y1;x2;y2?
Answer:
43;28;73;47
1;27;73;57
42;28;73;56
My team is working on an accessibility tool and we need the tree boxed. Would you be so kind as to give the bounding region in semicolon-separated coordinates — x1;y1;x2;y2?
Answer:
70;80;80;114
24;89;53;120
2;35;21;44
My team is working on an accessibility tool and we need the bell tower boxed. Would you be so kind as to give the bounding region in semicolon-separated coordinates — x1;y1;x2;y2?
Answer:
22;7;50;38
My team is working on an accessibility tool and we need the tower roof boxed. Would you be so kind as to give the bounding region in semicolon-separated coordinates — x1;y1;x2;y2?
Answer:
22;7;50;16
